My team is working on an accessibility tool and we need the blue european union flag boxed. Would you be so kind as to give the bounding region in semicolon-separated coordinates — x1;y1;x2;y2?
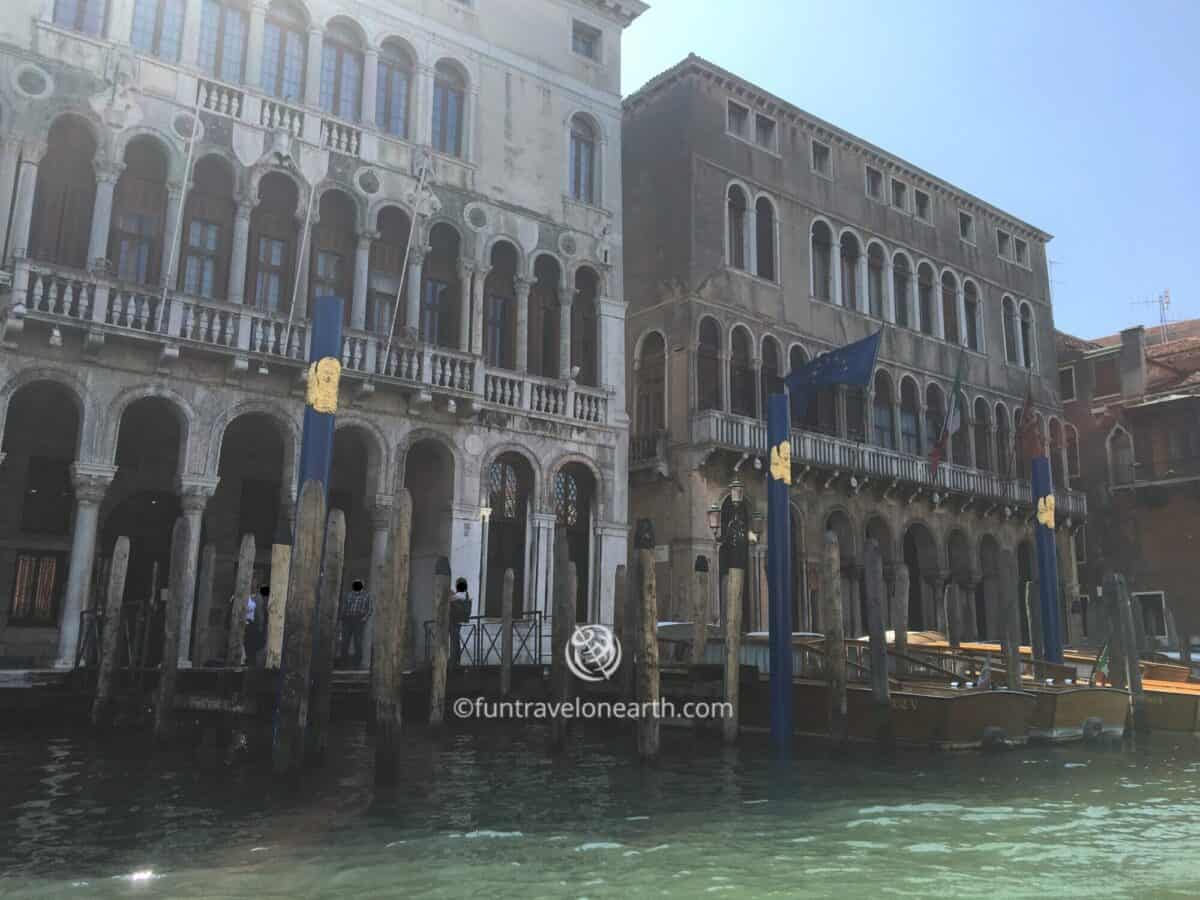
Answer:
785;329;882;420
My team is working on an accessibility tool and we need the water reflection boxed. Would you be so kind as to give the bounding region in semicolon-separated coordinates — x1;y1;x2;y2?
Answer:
1;723;1199;897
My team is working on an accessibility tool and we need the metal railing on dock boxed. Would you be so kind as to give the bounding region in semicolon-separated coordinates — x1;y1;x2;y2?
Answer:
422;612;550;667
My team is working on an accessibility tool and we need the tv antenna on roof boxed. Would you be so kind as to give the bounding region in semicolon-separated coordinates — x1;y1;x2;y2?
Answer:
1132;290;1173;346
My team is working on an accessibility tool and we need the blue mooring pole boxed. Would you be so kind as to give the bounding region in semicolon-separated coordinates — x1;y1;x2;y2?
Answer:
1030;454;1063;664
295;295;344;506
766;392;794;753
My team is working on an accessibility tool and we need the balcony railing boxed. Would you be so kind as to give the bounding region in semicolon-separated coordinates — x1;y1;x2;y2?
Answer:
690;409;1088;518
9;260;612;429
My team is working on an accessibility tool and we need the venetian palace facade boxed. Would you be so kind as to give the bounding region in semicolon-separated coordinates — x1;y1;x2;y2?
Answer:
0;0;645;667
623;57;1088;644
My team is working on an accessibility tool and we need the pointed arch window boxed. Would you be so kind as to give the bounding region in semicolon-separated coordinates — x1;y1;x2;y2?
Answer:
1003;297;1019;364
727;186;748;271
811;221;833;301
1020;303;1035;370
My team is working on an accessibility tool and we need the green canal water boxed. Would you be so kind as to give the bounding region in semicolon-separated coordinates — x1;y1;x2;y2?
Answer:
2;723;1199;898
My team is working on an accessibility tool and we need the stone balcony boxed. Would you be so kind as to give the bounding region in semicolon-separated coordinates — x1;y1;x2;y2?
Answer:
688;409;1088;522
2;260;613;431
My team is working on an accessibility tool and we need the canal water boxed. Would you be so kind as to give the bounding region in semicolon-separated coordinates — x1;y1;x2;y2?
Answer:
2;723;1199;898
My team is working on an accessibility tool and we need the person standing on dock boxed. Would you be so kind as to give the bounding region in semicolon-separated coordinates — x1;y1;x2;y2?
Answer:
339;580;373;669
451;578;471;669
242;585;268;666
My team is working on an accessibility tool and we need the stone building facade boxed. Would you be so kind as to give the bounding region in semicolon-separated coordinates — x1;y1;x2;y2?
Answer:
1056;320;1200;648
0;0;645;667
623;56;1087;645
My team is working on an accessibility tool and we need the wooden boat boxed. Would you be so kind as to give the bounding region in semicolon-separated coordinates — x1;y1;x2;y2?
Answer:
1027;684;1129;742
1139;679;1200;733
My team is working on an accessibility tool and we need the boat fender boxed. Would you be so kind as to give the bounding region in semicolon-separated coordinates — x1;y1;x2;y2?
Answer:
1082;717;1104;743
981;726;1008;751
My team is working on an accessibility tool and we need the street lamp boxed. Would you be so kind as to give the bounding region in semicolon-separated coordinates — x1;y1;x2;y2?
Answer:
708;480;751;548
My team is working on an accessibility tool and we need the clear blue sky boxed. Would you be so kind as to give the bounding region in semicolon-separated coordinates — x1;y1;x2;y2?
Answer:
620;0;1199;340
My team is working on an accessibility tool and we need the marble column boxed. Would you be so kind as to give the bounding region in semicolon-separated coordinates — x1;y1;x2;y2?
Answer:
831;244;843;307
558;293;573;380
351;231;375;330
882;256;896;323
227;200;254;304
246;1;268;89
7;150;40;264
450;504;483;614
177;478;218;667
956;285;968;347
159;183;185;290
181;0;205;68
304;27;324;109
88;163;124;273
531;512;556;615
514;276;532;372
362;48;379;126
405;244;428;340
55;463;118;669
457;261;474;352
720;353;731;412
933;284;946;341
471;266;489;356
908;274;920;333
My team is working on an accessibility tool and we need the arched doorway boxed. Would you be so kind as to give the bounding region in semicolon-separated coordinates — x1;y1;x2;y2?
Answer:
902;523;938;631
330;427;372;605
979;534;1000;640
947;529;973;641
554;462;596;622
0;382;81;647
485;452;533;617
825;510;858;635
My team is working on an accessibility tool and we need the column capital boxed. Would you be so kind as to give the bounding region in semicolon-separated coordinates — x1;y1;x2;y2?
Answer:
514;275;533;296
178;476;221;513
71;462;118;503
95;161;125;184
369;494;394;528
21;140;48;162
357;230;380;249
308;24;324;36
235;199;256;221
458;259;476;276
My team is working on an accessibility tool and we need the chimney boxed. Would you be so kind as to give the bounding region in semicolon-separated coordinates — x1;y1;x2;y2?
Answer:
1119;326;1147;399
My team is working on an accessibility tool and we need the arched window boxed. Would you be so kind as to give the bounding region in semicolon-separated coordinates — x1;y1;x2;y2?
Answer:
320;21;364;121
1020;302;1035;370
1110;427;1134;485
368;207;410;334
54;0;106;36
996;403;1012;477
261;1;306;101
964;281;981;351
131;0;185;61
811;220;833;301
941;271;960;344
422;223;461;348
917;263;935;336
867;243;885;318
636;332;666;435
376;41;413;138
925;384;945;454
973;398;992;471
247;172;299;312
760;337;781;421
1003;296;1019;364
490;459;522;521
570;115;597;205
872;371;895;449
310;190;356;323
899;377;920;455
846;386;867;442
110;138;168;286
726;185;748;270
432;61;466;158
30;118;97;270
530;255;561;378
554;469;579;527
483;241;517;368
199;0;248;83
951;391;970;467
755;197;776;280
572;267;599;387
179;156;235;299
840;232;861;309
730;327;755;418
892;253;911;329
697;317;721;411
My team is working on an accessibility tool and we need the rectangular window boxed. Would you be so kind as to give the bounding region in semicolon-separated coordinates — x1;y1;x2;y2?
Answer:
811;139;831;176
571;20;600;60
8;552;65;625
914;189;931;222
891;178;908;211
432;77;464;157
114;212;157;285
54;0;106;36
1092;356;1120;397
262;22;305;101
1059;366;1076;402
199;0;247;83
865;165;883;200
376;60;410;138
182;220;221;298
997;229;1012;258
727;101;749;139
254;236;287;312
1133;592;1168;639
319;44;362;120
21;457;72;535
755;114;776;150
132;0;185;62
1015;237;1029;265
959;211;975;243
